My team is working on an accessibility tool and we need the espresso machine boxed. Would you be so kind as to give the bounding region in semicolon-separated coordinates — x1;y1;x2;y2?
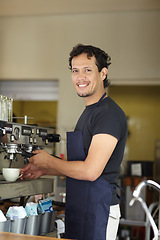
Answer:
0;119;61;201
0;119;60;166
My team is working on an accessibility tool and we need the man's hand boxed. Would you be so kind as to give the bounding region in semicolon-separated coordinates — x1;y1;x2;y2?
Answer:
20;163;46;179
29;150;52;169
21;151;65;178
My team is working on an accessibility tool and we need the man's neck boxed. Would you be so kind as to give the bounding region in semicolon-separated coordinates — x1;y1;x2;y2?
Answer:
84;91;107;106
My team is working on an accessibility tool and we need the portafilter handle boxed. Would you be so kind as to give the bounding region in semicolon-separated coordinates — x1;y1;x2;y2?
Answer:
20;151;62;160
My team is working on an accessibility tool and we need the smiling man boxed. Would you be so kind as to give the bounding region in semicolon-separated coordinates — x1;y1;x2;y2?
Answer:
21;44;127;240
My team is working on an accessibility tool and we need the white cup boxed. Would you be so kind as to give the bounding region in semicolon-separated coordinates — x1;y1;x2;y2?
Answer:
2;168;22;182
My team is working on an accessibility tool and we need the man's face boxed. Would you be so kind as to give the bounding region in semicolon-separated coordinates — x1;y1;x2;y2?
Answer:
71;53;107;104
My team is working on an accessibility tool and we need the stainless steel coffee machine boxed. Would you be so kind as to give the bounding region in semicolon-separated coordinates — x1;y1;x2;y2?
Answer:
0;119;61;200
0;120;60;167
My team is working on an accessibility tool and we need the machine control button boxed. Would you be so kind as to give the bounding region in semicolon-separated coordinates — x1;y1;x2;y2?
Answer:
45;139;49;145
33;138;37;144
36;129;39;135
29;137;33;144
10;134;15;142
32;128;34;134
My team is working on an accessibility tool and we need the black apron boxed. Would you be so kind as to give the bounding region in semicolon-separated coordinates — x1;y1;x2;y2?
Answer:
65;93;113;240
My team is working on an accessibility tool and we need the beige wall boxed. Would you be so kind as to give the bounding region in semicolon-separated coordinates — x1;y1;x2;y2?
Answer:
0;10;160;158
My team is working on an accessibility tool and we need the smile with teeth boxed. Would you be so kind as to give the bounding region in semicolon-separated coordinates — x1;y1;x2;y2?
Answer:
77;82;89;88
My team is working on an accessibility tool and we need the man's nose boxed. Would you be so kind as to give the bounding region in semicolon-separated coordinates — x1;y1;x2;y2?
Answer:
77;71;86;79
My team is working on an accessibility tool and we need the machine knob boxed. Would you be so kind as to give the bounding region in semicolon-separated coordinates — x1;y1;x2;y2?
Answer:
47;134;61;142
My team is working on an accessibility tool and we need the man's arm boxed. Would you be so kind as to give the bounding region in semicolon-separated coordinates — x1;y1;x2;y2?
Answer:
29;133;118;181
20;162;64;179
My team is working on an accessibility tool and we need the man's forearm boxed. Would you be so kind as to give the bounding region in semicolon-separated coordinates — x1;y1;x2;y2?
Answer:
48;157;91;181
44;168;65;176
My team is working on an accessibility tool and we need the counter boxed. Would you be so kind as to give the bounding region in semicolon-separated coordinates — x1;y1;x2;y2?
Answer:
0;177;54;200
0;232;73;240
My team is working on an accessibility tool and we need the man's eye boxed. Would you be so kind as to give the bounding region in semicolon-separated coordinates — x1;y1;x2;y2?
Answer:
72;69;78;73
85;69;91;72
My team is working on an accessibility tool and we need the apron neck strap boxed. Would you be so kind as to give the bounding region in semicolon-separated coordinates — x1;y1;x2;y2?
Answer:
97;92;106;106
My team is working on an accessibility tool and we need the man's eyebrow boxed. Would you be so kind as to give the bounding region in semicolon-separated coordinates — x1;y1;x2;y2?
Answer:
72;66;92;69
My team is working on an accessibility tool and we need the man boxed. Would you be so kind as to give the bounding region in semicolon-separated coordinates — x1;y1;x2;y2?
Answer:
21;44;127;240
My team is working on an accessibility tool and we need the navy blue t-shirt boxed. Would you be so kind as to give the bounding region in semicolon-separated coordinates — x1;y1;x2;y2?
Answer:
75;96;127;204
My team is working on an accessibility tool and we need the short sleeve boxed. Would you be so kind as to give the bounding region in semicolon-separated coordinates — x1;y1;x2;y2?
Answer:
90;109;122;140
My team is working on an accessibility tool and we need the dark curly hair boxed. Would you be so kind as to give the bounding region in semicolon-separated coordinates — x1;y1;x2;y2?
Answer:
69;44;111;88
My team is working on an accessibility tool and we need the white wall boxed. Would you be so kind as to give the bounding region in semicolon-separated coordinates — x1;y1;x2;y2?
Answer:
0;10;160;140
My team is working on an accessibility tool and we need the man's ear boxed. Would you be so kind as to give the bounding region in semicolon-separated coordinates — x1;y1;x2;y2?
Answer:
101;67;108;81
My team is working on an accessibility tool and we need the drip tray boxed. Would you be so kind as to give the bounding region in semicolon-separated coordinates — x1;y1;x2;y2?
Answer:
0;176;54;200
